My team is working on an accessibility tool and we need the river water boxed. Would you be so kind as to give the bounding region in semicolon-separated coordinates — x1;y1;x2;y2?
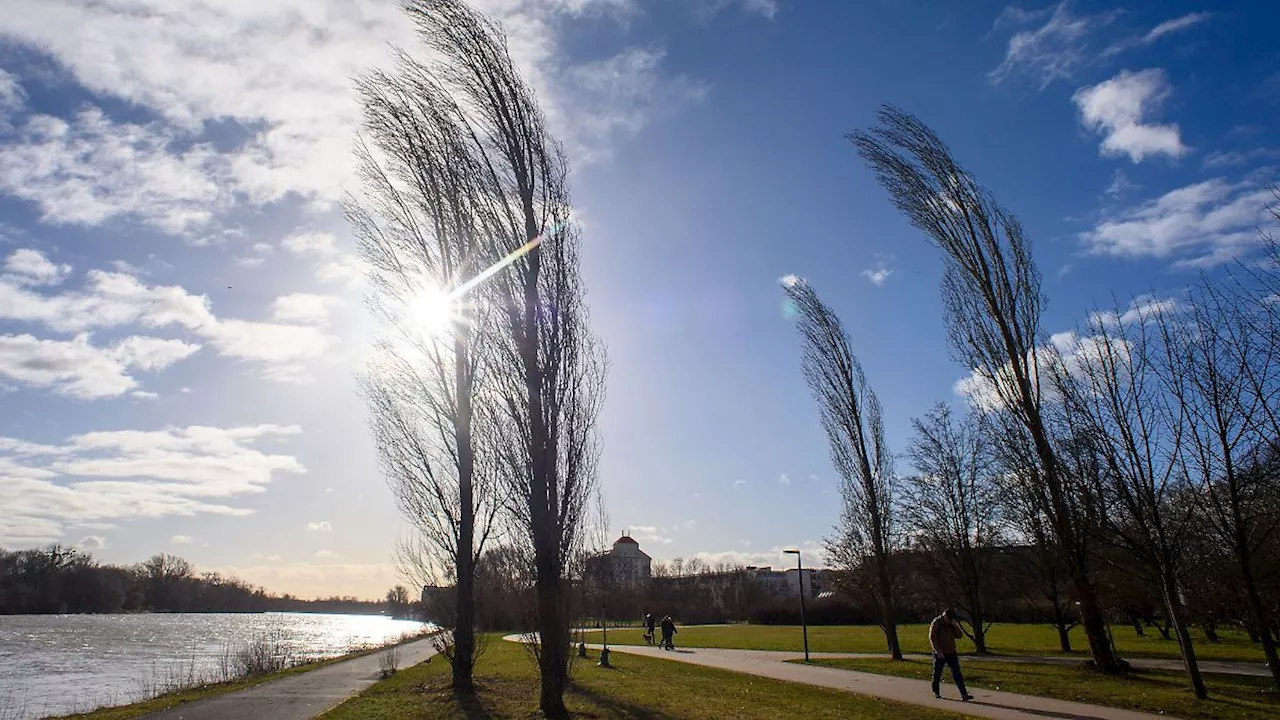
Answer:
0;612;428;720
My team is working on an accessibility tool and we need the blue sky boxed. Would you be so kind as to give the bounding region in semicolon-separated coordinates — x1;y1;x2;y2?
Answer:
0;0;1276;598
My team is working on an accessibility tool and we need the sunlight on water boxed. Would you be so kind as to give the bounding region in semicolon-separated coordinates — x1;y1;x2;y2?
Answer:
0;612;428;720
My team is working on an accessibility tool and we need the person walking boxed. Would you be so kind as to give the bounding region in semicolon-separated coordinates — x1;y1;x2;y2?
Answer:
644;613;655;645
929;608;973;701
660;615;677;651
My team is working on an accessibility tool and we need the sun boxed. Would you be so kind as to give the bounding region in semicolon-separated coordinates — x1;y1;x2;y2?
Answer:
404;285;458;338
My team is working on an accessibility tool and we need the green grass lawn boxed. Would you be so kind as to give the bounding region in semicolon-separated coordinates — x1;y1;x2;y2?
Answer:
607;623;1266;663
805;657;1280;720
323;637;967;719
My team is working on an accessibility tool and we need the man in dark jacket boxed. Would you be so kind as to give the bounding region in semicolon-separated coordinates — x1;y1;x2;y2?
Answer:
644;613;655;645
660;615;677;650
928;608;973;701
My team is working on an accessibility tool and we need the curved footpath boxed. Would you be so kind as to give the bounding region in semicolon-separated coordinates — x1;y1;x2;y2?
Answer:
138;637;439;720
504;635;1182;720
577;642;1179;720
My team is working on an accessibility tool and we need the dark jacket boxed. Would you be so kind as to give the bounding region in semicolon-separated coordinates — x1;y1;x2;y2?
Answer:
928;615;961;655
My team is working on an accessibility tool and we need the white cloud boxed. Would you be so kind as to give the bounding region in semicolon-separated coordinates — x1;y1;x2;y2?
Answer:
1202;148;1280;169
1102;12;1212;57
1073;69;1187;163
314;549;341;559
1089;295;1180;329
989;2;1121;88
955;309;1166;413
272;293;334;326
114;336;203;371
1081;177;1277;267
0;109;238;235
0;0;708;236
685;543;826;570
628;525;673;545
307;520;332;532
861;260;894;287
0;67;23;113
563;47;708;162
281;232;364;288
777;473;791;486
1104;169;1139;198
76;535;105;550
0;333;198;399
0;423;304;546
742;0;778;18
0;261;332;383
1142;12;1211;43
171;535;194;544
733;479;747;488
4;249;70;286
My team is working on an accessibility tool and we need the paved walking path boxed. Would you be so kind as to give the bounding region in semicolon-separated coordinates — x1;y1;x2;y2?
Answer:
140;637;439;720
724;649;1269;678
573;628;1268;678
540;638;1181;720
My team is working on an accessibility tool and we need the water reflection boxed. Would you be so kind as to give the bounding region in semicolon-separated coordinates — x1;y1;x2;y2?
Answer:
0;612;427;720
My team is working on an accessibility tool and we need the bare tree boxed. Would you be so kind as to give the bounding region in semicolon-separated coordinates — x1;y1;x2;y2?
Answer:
850;106;1122;671
902;403;1002;653
348;26;513;691
1053;307;1206;697
1160;282;1280;689
397;2;607;715
782;276;902;659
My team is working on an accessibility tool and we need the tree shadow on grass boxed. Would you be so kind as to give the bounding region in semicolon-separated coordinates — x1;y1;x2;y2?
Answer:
453;687;496;720
567;682;679;719
967;701;1108;720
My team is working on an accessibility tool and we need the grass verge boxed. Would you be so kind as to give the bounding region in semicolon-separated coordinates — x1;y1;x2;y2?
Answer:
607;623;1267;663
49;657;348;720
805;657;1280;720
322;636;967;719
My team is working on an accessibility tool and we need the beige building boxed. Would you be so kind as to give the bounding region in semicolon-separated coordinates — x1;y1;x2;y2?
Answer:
585;533;653;585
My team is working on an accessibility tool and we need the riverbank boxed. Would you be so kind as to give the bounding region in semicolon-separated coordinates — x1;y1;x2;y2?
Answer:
43;629;435;720
0;612;429;719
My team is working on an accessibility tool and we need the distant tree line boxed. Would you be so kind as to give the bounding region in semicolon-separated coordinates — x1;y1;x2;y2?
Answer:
0;546;385;615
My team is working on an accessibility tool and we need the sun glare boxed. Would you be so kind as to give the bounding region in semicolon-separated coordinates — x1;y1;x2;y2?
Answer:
405;285;457;338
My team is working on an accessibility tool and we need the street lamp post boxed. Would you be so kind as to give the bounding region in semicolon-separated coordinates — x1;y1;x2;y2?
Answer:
784;549;809;662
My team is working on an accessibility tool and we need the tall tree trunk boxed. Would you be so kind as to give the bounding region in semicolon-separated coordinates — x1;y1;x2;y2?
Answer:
1045;461;1121;671
536;571;568;718
1055;623;1073;653
453;327;476;693
970;598;989;655
875;552;902;660
1071;569;1119;670
1239;557;1280;690
1160;570;1207;699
